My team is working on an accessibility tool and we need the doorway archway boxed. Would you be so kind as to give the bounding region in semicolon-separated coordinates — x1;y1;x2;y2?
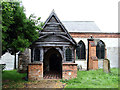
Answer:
43;48;62;79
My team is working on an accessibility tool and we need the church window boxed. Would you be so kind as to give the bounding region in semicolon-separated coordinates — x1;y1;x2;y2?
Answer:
34;48;40;61
76;40;86;59
65;47;72;61
96;40;105;59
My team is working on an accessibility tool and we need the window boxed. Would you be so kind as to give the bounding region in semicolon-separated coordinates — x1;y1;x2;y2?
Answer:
76;40;86;59
31;49;33;62
96;40;105;59
65;47;72;61
34;48;40;61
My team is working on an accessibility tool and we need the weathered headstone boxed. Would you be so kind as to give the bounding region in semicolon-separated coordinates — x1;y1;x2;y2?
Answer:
77;65;82;71
103;59;110;73
18;48;31;73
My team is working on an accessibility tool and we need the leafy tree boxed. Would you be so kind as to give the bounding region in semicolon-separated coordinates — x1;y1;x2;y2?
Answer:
2;2;43;69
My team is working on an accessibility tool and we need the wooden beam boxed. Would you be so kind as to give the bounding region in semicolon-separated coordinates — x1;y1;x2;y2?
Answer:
38;34;51;39
46;22;60;25
35;42;71;44
39;32;66;35
32;44;71;47
43;30;62;32
56;35;75;45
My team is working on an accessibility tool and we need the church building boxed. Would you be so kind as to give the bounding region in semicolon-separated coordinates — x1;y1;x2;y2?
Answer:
2;10;119;80
28;10;78;80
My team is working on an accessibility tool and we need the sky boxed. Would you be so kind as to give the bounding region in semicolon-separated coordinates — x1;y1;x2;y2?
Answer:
22;0;119;32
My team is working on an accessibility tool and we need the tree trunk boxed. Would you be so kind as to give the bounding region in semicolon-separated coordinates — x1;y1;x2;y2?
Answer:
14;53;16;69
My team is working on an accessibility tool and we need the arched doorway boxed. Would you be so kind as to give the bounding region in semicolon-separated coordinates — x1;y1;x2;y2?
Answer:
43;48;62;79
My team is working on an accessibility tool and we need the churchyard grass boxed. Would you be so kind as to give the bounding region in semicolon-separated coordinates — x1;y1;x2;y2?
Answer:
2;70;27;88
61;68;118;88
2;68;118;88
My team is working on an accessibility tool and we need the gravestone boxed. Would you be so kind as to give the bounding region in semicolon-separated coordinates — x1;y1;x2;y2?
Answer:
103;59;110;73
77;65;82;71
18;48;31;73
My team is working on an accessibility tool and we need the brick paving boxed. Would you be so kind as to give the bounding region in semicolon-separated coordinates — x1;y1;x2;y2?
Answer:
43;71;61;79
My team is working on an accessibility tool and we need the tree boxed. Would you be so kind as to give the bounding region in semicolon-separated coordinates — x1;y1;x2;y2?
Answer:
2;2;43;69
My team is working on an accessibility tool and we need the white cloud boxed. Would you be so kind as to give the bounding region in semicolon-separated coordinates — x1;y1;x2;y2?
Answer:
22;0;119;32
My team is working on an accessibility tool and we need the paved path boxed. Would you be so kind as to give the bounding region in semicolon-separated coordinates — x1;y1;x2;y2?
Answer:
24;80;66;88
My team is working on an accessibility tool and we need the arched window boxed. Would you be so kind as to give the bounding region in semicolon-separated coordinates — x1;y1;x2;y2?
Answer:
65;47;72;61
76;40;86;59
96;40;105;59
34;48;40;61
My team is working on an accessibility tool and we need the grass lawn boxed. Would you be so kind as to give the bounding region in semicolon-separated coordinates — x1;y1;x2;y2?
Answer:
2;68;118;88
61;68;118;88
2;70;27;88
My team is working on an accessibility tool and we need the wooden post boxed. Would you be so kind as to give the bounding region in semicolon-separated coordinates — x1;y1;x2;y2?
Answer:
32;48;35;62
63;46;66;62
75;49;76;60
71;47;73;62
40;47;43;62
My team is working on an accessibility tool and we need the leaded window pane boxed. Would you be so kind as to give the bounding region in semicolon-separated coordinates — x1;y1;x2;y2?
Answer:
34;48;40;61
31;49;33;62
66;48;72;61
76;41;86;59
101;45;105;59
96;40;105;59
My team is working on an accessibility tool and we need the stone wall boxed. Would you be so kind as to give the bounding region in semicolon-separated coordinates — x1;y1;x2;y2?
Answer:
75;60;87;70
28;63;43;80
62;63;77;80
73;37;119;68
18;48;31;73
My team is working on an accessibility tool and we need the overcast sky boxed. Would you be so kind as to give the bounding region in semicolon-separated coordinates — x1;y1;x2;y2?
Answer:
22;0;119;32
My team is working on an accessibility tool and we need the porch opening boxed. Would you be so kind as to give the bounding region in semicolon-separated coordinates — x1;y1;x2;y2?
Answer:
43;48;62;79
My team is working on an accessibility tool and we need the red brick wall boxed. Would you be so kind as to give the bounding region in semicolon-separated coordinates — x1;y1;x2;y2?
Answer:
93;60;98;70
88;41;98;70
62;63;77;80
89;41;92;69
28;63;77;80
70;33;120;38
28;63;43;80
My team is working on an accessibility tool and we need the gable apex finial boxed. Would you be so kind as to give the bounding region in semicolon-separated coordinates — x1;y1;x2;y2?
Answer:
50;9;56;16
51;9;55;14
52;9;55;12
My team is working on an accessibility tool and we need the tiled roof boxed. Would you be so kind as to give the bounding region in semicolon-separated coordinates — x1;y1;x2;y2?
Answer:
62;21;101;32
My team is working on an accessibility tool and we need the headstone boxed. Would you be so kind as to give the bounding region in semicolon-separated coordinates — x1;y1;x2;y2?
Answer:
103;59;110;73
77;65;82;71
18;48;31;73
